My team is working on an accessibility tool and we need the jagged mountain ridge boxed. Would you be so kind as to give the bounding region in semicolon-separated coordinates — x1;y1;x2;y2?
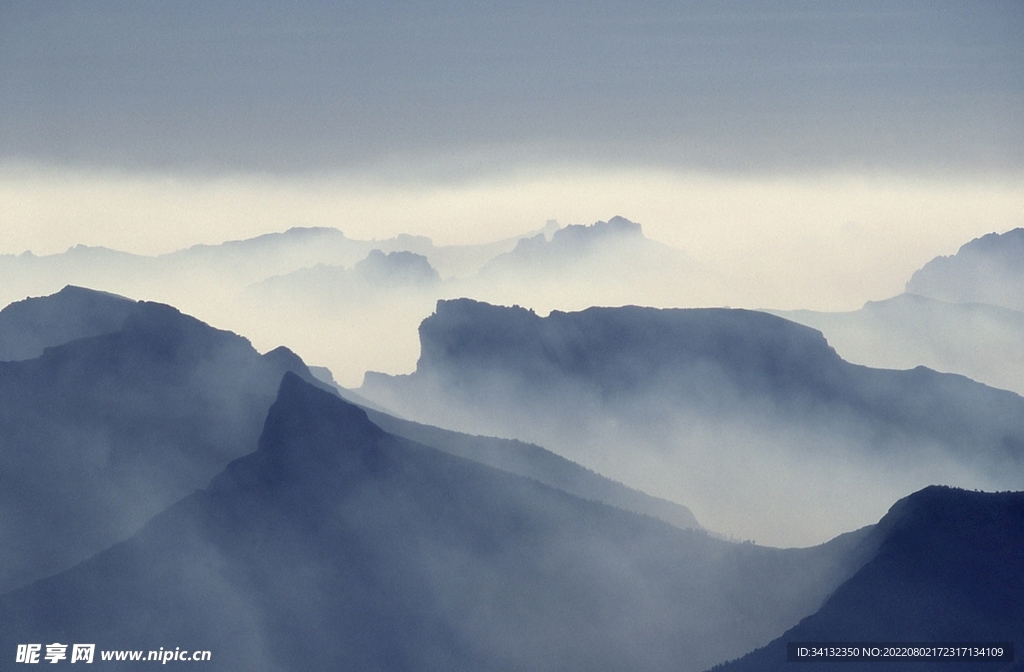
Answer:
482;215;647;270
470;216;701;312
0;373;876;672
244;249;442;313
0;222;554;305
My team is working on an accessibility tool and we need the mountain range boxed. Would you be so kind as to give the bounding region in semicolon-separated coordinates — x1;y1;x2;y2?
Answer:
468;216;701;313
0;372;878;672
360;298;1024;545
0;217;679;386
2;223;1022;669
2;367;1017;670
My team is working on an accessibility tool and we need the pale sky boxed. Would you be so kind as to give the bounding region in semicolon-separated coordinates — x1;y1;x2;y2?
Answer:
2;163;1024;311
2;0;1023;309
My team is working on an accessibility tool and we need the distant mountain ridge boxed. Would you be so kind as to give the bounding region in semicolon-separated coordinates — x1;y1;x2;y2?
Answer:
246;249;441;311
473;216;698;310
771;293;1024;395
906;227;1024;311
772;227;1024;396
483;215;644;268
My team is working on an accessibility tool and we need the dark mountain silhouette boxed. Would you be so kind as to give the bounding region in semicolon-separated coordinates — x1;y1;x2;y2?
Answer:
0;285;137;361
708;486;1024;672
906;228;1024;312
364;299;1024;463
360;299;1024;544
773;293;1024;396
0;288;324;595
0;373;876;672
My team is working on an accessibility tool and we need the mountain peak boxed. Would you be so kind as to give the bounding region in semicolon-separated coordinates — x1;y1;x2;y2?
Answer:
218;373;391;490
905;227;1024;311
0;285;138;361
353;249;440;285
548;216;643;246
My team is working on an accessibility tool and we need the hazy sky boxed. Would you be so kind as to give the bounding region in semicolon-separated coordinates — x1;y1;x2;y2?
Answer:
2;0;1023;309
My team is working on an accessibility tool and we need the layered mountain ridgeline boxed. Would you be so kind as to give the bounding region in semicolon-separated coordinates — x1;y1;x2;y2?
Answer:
0;222;560;310
709;486;1024;672
0;374;876;672
0;288;325;595
360;299;1024;545
0;222;567;387
773;294;1024;396
906;227;1024;312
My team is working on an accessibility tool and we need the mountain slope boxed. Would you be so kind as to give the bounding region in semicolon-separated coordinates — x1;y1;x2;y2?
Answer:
361;299;1024;545
0;373;875;672
0;289;323;595
709;486;1024;672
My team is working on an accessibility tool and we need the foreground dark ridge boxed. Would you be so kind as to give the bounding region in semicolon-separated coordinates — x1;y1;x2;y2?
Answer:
709;486;1024;672
0;373;873;672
